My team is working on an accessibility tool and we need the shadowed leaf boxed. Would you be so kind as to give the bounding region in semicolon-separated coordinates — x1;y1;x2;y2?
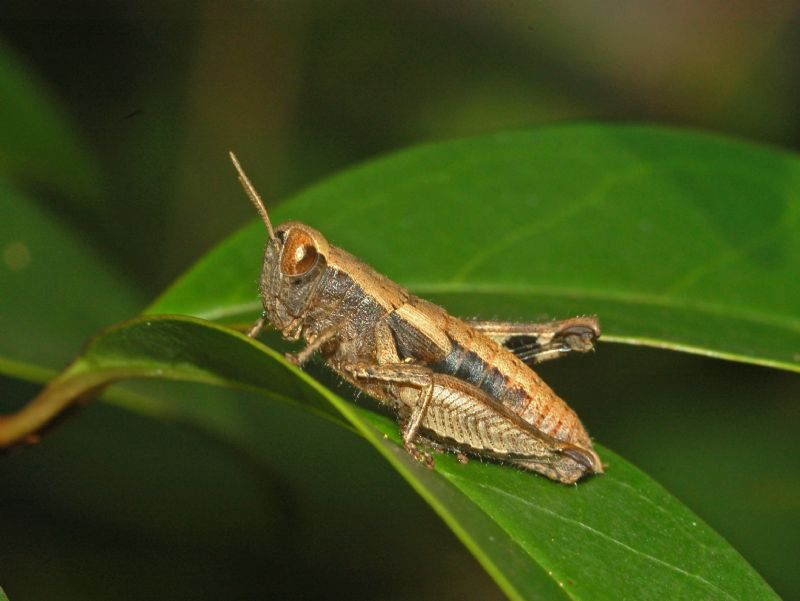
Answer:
0;40;100;198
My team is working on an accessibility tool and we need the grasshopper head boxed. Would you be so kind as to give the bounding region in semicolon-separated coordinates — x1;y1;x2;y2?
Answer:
230;151;331;337
259;222;330;335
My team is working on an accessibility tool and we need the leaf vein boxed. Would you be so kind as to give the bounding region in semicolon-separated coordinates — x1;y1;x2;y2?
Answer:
452;477;740;601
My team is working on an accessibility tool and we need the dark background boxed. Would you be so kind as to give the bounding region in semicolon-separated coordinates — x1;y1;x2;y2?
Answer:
1;3;799;600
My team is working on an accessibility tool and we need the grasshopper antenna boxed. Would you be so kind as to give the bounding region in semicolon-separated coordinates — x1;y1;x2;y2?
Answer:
229;151;276;240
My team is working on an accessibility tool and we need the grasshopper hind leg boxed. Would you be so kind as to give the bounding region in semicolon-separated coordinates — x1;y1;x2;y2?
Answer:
342;361;601;483
509;444;603;483
469;316;600;365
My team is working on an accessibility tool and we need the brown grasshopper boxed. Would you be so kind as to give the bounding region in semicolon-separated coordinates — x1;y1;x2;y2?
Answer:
231;153;602;483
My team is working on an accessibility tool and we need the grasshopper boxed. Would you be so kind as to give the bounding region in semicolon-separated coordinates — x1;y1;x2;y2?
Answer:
231;153;602;483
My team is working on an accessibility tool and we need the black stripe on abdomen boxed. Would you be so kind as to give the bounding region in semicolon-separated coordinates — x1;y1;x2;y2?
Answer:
480;366;508;400
433;341;509;401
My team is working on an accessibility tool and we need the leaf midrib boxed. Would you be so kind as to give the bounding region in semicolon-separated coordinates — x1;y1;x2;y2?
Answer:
410;282;800;331
188;282;800;334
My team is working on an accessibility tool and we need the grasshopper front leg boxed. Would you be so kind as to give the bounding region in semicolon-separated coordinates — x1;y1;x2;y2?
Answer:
285;326;340;366
246;312;269;338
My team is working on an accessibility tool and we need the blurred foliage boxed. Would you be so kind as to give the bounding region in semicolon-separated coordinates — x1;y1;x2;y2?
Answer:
1;3;800;600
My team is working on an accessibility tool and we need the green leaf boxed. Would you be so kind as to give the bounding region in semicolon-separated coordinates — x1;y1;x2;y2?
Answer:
0;179;142;369
0;586;9;601
151;124;800;373
2;315;777;601
0;39;100;198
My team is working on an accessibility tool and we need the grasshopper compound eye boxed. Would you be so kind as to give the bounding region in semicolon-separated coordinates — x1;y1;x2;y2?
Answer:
280;229;319;276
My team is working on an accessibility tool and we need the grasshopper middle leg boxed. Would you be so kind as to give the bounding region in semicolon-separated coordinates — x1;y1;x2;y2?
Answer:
341;362;436;463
